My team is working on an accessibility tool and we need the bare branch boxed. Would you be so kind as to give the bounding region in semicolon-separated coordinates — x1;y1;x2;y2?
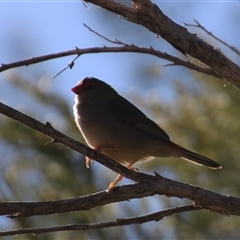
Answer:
0;175;239;218
0;45;220;78
0;102;141;184
83;23;121;44
0;205;200;237
1;102;240;218
184;20;240;55
53;54;80;79
84;0;240;88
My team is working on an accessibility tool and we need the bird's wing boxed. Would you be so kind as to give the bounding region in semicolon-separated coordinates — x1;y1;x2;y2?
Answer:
109;94;170;142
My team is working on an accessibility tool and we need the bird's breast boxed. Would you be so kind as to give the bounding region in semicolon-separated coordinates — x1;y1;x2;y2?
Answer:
73;95;167;164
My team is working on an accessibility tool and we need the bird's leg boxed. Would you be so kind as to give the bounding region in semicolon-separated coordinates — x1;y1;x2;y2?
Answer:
85;145;115;168
107;160;138;192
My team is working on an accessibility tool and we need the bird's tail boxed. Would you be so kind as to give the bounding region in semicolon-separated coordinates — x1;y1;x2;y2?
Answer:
174;144;221;169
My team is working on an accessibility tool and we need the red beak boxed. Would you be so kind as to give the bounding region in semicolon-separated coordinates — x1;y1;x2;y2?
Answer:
71;85;81;94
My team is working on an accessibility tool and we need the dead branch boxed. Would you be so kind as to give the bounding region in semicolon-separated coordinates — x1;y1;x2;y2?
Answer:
0;177;239;218
84;0;240;88
0;45;219;78
0;205;200;236
0;102;140;183
1;102;240;219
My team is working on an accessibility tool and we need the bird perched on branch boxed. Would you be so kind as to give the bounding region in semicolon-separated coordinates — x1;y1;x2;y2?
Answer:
71;77;221;191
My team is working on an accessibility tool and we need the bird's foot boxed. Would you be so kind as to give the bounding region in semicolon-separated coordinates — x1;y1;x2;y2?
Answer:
107;174;123;192
85;156;94;168
106;165;138;192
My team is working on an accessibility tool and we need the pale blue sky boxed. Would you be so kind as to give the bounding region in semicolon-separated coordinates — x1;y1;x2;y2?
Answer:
1;1;239;103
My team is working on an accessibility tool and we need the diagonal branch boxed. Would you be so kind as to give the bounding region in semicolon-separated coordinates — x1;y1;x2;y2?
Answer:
84;0;240;88
0;205;200;236
0;102;141;183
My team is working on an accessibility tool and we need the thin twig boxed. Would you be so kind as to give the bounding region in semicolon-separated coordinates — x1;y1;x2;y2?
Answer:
184;19;240;55
0;45;220;78
84;23;126;45
53;54;80;79
53;23;127;77
83;23;122;44
0;205;201;236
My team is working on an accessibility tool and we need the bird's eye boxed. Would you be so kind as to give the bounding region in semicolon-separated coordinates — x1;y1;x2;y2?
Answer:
85;83;95;90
